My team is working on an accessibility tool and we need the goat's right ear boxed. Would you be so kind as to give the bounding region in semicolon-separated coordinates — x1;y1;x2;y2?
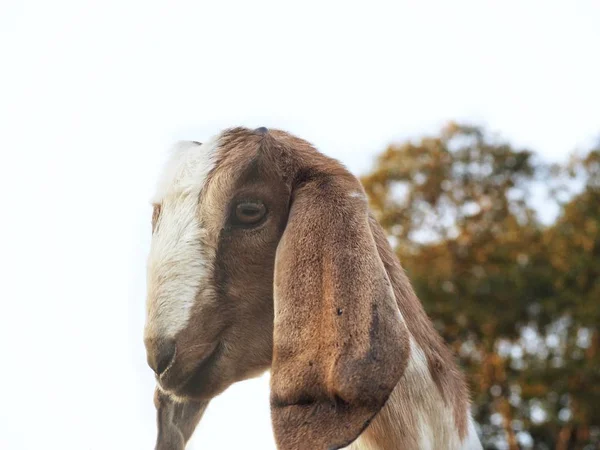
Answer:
154;388;209;450
270;174;410;450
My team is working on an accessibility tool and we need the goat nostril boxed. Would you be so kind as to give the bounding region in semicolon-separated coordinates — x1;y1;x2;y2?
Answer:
147;338;176;376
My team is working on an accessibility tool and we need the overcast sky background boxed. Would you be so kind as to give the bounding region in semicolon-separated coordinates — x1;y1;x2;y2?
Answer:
1;1;599;449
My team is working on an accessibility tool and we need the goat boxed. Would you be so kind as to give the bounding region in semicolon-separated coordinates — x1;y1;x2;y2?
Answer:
144;127;483;450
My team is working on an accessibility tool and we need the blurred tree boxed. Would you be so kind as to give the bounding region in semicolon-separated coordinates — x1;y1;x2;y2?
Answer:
540;148;600;449
361;124;600;450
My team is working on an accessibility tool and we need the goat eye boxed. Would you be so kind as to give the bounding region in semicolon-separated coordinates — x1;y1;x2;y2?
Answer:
233;201;267;226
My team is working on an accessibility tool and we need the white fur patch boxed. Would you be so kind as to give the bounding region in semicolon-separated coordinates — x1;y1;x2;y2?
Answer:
405;339;438;450
461;416;483;450
405;339;482;449
145;138;219;339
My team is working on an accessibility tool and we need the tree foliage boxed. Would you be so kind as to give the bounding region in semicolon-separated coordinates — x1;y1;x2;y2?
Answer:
362;124;600;450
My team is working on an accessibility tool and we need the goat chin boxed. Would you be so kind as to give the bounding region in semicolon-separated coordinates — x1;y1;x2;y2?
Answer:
145;127;483;450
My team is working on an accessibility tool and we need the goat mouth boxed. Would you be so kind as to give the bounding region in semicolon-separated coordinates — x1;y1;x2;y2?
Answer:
181;341;223;392
157;341;221;395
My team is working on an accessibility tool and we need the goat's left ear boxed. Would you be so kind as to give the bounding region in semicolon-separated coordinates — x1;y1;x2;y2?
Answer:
270;173;410;450
154;388;209;450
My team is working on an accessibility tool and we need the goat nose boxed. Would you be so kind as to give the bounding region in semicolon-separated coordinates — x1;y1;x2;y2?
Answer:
145;338;176;376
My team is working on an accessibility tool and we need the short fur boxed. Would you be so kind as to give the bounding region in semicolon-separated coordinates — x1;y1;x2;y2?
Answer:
144;128;483;450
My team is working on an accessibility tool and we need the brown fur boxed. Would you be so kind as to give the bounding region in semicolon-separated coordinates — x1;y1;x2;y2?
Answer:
146;127;470;450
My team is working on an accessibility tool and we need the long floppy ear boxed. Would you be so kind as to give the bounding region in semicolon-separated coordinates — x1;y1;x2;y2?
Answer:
270;170;410;450
154;387;209;450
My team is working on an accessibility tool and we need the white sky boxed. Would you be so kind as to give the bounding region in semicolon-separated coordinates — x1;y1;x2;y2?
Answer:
0;1;598;449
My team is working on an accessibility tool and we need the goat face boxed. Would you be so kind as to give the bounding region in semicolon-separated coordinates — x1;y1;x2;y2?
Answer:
144;128;409;450
144;135;282;401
